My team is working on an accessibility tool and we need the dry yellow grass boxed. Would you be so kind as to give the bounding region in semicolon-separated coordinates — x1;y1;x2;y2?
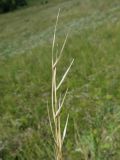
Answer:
47;9;74;160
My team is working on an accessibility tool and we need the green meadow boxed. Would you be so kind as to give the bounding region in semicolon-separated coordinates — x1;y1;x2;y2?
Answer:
0;0;120;159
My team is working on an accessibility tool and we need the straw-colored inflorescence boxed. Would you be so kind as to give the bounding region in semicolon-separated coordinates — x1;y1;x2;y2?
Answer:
47;9;74;160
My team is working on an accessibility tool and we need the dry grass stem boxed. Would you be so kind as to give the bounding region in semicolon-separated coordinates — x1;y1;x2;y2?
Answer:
48;9;74;160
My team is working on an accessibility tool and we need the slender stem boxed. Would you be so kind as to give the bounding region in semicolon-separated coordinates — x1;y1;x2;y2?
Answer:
49;9;73;160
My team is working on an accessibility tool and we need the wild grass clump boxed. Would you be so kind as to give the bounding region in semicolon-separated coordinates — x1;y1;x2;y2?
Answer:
74;104;120;160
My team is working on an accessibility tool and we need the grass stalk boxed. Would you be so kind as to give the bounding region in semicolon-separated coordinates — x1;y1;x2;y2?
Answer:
47;9;74;160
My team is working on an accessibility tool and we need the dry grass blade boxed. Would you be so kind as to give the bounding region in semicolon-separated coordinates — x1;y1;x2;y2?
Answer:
55;89;68;118
53;33;69;69
57;59;74;90
47;102;56;143
62;114;69;144
52;8;60;62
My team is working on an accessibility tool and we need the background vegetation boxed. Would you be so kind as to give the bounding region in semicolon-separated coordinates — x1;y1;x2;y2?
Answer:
0;0;120;159
0;0;27;13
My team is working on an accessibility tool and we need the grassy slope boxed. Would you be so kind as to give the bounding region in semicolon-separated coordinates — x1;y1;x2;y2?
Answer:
0;0;120;159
